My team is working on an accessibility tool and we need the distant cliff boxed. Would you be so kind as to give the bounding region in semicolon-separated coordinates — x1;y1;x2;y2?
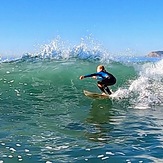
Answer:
148;51;163;57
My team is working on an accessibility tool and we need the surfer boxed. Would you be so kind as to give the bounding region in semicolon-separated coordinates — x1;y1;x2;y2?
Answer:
79;65;116;95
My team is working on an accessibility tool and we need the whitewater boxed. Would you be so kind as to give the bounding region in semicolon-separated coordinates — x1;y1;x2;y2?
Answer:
0;38;163;163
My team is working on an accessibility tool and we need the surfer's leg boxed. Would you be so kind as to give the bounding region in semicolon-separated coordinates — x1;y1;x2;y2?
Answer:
102;78;115;95
104;86;112;95
97;84;106;94
98;80;112;95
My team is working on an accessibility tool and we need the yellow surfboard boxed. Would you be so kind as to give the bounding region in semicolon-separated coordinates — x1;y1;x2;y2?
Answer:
83;90;110;99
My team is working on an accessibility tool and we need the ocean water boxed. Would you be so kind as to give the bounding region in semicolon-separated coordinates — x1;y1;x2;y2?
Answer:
0;40;163;163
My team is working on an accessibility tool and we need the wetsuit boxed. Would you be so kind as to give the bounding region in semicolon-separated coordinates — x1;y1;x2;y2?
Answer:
84;71;116;95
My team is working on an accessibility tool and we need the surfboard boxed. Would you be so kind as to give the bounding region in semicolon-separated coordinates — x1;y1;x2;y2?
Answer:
83;90;110;99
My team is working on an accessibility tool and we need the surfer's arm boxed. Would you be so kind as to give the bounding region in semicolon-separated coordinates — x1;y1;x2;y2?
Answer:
79;73;99;80
84;73;98;78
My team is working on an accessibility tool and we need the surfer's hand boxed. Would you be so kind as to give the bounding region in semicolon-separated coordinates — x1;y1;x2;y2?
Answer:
92;76;96;79
79;76;84;80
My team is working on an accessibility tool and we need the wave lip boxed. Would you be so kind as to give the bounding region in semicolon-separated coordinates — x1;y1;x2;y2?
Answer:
0;36;113;63
15;37;109;63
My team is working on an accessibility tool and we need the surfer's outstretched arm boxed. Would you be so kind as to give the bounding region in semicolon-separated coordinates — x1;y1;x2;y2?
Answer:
79;75;96;80
79;73;99;80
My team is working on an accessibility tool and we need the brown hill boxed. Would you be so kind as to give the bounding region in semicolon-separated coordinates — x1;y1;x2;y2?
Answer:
148;51;163;57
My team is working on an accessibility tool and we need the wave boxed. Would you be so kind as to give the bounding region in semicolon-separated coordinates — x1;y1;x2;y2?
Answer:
1;58;162;109
0;37;163;109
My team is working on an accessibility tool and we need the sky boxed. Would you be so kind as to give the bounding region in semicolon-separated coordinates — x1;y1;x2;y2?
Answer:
0;0;163;57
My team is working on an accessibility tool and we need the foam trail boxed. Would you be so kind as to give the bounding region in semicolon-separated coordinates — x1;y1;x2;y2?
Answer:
112;59;163;109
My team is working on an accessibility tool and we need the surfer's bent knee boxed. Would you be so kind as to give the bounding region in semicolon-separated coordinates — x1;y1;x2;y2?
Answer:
97;83;102;87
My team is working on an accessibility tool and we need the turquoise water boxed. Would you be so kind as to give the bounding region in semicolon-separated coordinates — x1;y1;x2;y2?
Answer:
0;42;163;162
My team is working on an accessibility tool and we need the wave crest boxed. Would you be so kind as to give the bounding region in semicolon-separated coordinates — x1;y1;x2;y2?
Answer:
21;36;110;62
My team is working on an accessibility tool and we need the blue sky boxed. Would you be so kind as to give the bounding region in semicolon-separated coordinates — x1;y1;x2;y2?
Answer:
0;0;163;56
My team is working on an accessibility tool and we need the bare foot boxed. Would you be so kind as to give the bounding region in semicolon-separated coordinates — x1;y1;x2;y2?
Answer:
102;93;107;95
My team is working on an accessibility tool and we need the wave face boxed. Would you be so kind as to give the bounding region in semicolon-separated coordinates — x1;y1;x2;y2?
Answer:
0;38;163;162
0;37;162;108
